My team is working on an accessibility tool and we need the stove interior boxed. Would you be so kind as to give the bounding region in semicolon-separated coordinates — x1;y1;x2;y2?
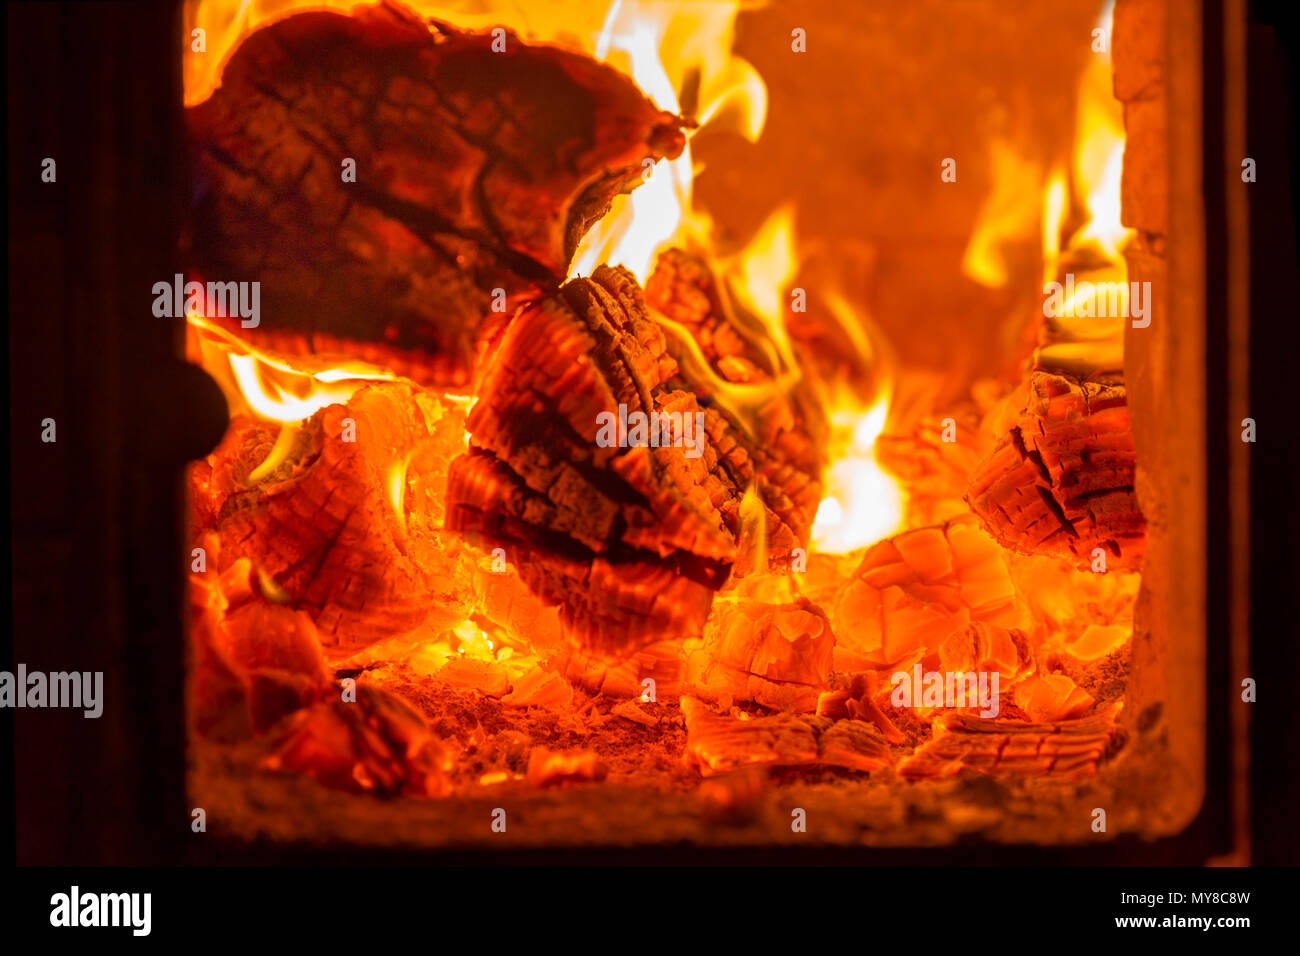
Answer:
181;0;1188;848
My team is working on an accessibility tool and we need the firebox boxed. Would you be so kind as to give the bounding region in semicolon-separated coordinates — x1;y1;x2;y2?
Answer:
10;0;1275;866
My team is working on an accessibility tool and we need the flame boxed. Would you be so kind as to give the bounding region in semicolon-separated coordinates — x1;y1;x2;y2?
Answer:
1041;169;1068;281
572;0;766;282
1069;4;1130;261
184;0;906;557
185;0;764;288
188;314;396;424
962;139;1045;289
811;390;906;555
387;455;411;530
961;1;1132;304
187;313;401;477
1043;2;1133;300
725;206;798;370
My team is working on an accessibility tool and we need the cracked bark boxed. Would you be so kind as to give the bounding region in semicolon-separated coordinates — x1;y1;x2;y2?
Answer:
185;2;686;387
446;265;827;658
965;371;1146;570
189;383;474;654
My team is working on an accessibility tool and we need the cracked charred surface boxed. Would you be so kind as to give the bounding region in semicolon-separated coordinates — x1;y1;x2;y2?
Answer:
446;265;826;659
185;2;686;387
645;247;828;567
189;383;473;655
897;704;1126;780
965;371;1146;571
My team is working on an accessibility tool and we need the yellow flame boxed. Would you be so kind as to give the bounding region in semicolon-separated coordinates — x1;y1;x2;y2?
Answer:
962;139;1045;289
1040;1;1133;332
964;2;1132;300
811;391;906;555
1041;169;1068;281
725;206;797;366
1069;3;1131;260
807;291;905;554
387;456;411;531
571;0;766;283
188;313;396;424
736;482;768;572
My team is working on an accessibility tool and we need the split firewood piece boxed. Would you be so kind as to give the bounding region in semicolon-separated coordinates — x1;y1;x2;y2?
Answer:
447;265;825;658
683;597;834;712
680;696;892;777
199;383;475;656
261;684;455;797
645;247;828;559
828;514;1027;670
186;2;686;387
896;703;1124;781
965;371;1146;570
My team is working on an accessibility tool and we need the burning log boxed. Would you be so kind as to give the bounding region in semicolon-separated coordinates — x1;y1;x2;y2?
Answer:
186;2;686;387
193;383;475;656
897;705;1124;781
645;247;828;562
447;265;825;658
965;371;1146;570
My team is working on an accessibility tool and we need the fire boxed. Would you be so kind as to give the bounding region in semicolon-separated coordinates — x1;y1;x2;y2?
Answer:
187;313;402;478
183;0;905;557
187;314;396;424
962;1;1132;301
811;390;906;555
1042;1;1133;349
185;0;765;289
1069;4;1130;261
962;138;1045;289
572;0;766;281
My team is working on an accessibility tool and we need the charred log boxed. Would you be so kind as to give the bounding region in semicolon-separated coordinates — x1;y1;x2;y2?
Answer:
191;383;474;655
186;2;686;387
446;265;825;658
965;371;1146;570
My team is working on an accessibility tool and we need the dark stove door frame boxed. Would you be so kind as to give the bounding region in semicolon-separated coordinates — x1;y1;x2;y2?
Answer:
6;0;1283;865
